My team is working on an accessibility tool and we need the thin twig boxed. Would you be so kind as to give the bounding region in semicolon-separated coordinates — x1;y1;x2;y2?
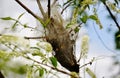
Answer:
24;36;46;39
77;52;82;63
51;0;57;7
61;1;72;14
15;0;42;20
36;0;46;18
12;18;38;30
26;56;79;78
3;43;14;51
102;1;120;31
46;69;61;78
79;60;93;69
48;0;51;18
63;0;72;6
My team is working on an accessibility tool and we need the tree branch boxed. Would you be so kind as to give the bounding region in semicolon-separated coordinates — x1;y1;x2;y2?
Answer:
51;0;57;7
48;0;51;18
24;36;46;39
102;1;120;31
26;56;80;78
36;0;46;18
15;0;42;20
79;58;94;69
61;1;72;14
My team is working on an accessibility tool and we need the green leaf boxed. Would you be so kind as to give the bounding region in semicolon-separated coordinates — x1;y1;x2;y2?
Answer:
18;13;25;19
89;15;98;20
74;27;79;33
86;68;96;78
66;22;73;29
39;68;44;77
73;7;79;19
96;20;103;29
89;14;103;29
117;34;120;38
50;57;57;68
12;21;18;29
0;17;13;20
12;13;25;29
80;14;88;23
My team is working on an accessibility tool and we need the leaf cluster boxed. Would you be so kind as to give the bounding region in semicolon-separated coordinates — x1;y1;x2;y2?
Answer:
0;34;59;78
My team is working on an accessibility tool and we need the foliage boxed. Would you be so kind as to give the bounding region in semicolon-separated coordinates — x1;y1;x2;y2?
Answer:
0;34;58;78
115;31;120;49
49;57;58;68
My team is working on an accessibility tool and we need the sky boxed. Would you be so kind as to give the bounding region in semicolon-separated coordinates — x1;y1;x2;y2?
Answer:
0;0;120;78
